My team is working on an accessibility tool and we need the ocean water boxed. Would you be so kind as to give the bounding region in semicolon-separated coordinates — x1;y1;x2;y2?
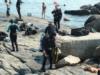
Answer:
0;0;100;28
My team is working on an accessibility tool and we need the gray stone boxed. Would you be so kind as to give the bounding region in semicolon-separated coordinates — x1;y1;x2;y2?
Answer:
56;33;100;59
85;15;100;32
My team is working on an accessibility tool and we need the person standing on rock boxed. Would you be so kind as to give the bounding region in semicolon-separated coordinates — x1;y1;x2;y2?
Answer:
16;0;23;20
7;19;19;52
40;22;57;72
41;33;53;72
42;2;46;19
52;5;62;32
5;0;11;17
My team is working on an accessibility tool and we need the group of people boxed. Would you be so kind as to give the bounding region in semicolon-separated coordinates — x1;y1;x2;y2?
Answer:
7;18;57;72
5;0;62;32
42;2;62;32
5;0;23;20
6;0;63;73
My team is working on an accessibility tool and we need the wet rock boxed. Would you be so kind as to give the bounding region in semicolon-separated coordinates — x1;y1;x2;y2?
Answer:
80;5;92;10
64;10;90;15
94;2;100;10
65;2;100;16
71;27;89;36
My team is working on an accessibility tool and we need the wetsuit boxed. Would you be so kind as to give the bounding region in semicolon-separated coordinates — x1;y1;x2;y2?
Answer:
41;35;56;71
8;24;19;51
52;8;62;31
45;25;56;39
16;0;22;19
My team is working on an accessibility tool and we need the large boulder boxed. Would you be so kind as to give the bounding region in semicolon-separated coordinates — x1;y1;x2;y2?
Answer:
56;33;100;59
94;2;100;10
64;10;90;15
56;55;81;68
65;2;100;16
80;5;92;10
80;5;100;14
71;27;89;36
84;15;100;32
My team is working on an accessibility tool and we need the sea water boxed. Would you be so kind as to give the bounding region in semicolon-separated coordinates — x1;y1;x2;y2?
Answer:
0;0;100;28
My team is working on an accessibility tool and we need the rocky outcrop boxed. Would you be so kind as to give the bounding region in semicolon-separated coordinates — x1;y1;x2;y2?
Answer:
84;15;100;32
56;33;100;59
71;27;89;36
64;10;90;15
64;2;100;15
94;2;100;10
0;40;42;75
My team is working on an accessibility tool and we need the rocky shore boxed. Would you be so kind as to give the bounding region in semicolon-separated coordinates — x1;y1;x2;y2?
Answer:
0;13;100;75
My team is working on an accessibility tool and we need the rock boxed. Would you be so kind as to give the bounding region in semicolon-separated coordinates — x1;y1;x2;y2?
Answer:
84;15;100;32
56;55;80;68
0;31;8;41
84;15;96;25
0;69;9;75
63;17;70;21
71;27;89;36
94;2;100;10
64;10;90;15
80;5;100;14
65;2;100;16
80;5;92;10
56;33;100;59
90;6;100;14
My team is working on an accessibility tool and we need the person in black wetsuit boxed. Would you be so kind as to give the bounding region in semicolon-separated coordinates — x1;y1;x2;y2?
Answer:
52;5;62;32
16;0;23;20
5;0;11;17
40;23;57;72
41;33;54;72
7;19;19;51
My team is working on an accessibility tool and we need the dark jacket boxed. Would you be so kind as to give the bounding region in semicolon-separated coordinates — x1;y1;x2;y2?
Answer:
41;36;56;51
52;8;62;21
45;25;56;38
41;36;51;51
16;0;22;7
7;24;19;35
